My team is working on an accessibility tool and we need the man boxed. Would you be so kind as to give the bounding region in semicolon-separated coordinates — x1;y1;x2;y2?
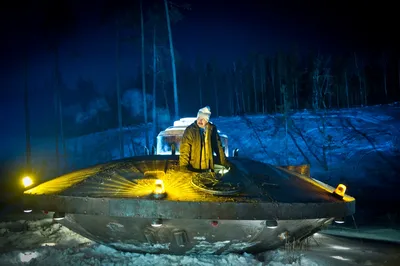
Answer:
179;106;230;172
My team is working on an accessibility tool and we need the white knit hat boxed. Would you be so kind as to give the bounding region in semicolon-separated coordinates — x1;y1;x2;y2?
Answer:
197;106;211;122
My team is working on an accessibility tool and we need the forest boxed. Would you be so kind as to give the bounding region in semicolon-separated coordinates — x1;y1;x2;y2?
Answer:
20;0;400;166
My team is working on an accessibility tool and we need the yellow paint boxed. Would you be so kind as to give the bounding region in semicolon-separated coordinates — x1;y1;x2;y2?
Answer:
334;184;346;197
23;166;245;202
277;166;355;202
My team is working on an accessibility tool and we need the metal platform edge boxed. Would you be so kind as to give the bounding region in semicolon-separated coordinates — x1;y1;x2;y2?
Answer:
22;194;355;220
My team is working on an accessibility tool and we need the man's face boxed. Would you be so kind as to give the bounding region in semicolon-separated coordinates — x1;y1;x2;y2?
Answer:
197;117;208;128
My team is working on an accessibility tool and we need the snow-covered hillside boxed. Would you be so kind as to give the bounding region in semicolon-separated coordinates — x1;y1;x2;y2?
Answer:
23;103;399;189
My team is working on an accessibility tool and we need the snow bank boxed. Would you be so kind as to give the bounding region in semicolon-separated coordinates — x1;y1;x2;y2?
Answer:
0;217;264;265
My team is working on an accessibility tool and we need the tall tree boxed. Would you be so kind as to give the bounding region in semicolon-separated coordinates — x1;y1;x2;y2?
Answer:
152;26;158;147
381;52;388;102
195;56;205;107
115;19;124;158
354;52;365;106
140;0;149;150
100;0;142;158
39;0;77;173
24;49;31;172
164;0;179;119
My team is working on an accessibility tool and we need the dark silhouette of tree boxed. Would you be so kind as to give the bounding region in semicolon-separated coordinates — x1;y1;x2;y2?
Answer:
38;0;78;174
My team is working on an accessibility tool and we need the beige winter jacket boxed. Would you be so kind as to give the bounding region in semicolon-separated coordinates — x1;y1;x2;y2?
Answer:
179;122;228;171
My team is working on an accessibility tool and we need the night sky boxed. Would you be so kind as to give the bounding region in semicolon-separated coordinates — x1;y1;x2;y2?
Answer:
0;0;399;161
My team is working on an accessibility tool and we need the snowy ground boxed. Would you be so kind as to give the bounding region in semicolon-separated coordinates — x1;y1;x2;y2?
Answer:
1;104;400;265
0;212;399;265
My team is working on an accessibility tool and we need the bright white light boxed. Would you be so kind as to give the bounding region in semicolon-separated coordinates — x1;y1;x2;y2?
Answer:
154;179;165;194
151;223;162;228
19;251;40;263
173;117;196;127
41;242;57;247
151;219;163;227
23;209;32;213
331;255;350;261
334;219;345;224
330;245;350;250
22;176;33;188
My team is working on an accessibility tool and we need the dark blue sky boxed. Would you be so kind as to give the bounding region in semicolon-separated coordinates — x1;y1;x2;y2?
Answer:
0;0;398;161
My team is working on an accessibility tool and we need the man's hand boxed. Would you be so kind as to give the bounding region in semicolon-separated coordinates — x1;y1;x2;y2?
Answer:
209;171;223;179
180;165;193;173
224;160;232;170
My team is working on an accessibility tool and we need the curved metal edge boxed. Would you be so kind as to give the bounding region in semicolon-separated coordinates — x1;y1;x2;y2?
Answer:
22;194;355;220
57;215;334;255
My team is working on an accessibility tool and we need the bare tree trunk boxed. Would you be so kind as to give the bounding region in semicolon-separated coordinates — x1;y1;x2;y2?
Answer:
152;26;157;147
53;90;60;174
295;78;299;109
312;69;319;109
53;49;67;171
252;64;257;113
383;66;388;103
162;78;170;117
198;74;203;107
58;97;66;171
140;0;149;150
240;71;246;113
382;52;388;103
363;75;367;105
344;71;349;108
270;59;277;113
226;71;234;115
115;20;124;158
259;56;266;113
54;48;60;174
398;59;400;96
232;62;240;114
336;84;340;108
213;77;219;117
24;51;31;172
164;0;179;119
354;52;363;106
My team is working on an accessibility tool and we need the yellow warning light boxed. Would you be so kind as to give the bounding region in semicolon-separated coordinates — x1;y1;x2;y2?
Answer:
154;179;165;195
22;176;33;188
333;184;347;197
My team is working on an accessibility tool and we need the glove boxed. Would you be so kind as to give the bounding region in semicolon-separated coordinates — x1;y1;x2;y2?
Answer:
180;165;193;173
223;160;232;170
